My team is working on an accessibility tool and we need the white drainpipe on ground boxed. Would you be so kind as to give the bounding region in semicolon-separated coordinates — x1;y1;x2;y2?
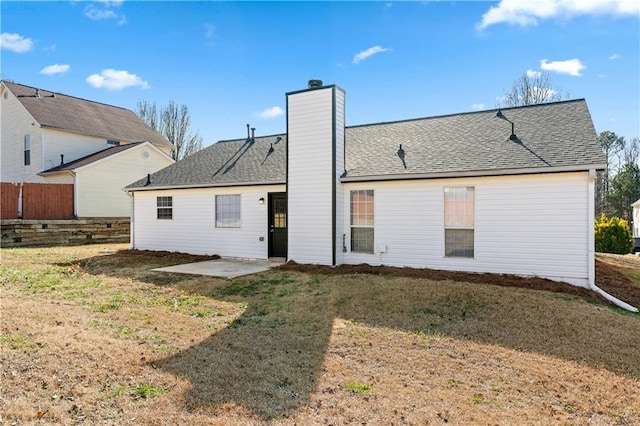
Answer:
588;284;638;313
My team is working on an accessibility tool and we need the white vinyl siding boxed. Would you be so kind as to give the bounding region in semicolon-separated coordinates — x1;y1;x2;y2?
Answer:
0;84;42;183
216;194;241;228
334;88;346;265
74;143;174;217
132;185;285;258
287;86;343;265
343;172;592;287
43;128;115;170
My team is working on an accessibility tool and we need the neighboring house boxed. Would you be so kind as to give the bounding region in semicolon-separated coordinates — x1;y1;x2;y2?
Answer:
0;80;173;218
126;80;606;288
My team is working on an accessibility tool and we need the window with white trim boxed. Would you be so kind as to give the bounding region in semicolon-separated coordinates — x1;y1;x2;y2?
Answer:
157;196;173;219
444;187;474;258
350;189;374;253
216;194;241;228
24;135;30;166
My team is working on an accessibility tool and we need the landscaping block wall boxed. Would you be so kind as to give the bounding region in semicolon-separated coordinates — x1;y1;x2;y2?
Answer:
1;218;130;248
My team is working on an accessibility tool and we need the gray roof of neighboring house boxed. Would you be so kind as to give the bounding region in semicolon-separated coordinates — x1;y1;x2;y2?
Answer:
39;143;144;174
3;81;172;149
127;98;605;190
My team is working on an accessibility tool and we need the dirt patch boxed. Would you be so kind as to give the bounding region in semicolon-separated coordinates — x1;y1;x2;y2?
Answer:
596;259;640;307
118;249;220;262
278;260;640;309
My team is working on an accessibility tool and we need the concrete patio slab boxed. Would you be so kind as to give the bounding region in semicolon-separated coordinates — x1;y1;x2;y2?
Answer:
152;258;282;279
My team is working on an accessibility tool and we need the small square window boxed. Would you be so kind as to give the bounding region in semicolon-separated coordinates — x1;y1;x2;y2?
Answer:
157;196;172;220
216;195;241;228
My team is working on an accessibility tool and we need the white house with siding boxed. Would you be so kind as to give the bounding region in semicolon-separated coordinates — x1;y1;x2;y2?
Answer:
126;80;607;289
0;80;173;217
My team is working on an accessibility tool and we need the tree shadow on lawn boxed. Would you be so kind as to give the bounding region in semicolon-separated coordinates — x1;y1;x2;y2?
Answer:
66;252;640;420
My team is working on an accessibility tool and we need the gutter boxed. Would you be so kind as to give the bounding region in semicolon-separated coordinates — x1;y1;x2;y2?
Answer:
125;180;286;192
340;164;607;183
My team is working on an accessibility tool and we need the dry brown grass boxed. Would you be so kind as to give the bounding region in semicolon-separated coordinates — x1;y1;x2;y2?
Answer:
1;244;639;425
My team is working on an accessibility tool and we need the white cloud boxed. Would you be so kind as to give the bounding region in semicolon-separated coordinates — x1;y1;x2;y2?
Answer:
540;58;586;76
40;64;71;75
86;69;149;90
353;45;390;64
526;69;542;78
255;106;284;119
471;103;485;110
85;5;117;20
609;53;621;60
477;0;639;30
0;32;34;53
85;3;126;24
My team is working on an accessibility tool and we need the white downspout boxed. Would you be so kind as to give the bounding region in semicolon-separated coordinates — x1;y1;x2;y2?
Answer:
72;171;78;218
128;191;135;249
586;170;638;312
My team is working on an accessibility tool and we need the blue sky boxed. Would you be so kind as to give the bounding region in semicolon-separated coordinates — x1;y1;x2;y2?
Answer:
2;1;639;147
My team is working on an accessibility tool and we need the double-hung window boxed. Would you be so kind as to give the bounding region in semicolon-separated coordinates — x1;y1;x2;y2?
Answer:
24;135;30;166
216;194;241;228
350;189;374;253
157;196;173;219
444;187;474;258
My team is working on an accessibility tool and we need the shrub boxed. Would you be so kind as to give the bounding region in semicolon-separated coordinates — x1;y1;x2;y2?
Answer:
594;213;633;254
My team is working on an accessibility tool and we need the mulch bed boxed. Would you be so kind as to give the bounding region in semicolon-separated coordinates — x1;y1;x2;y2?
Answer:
118;249;220;262
595;260;640;307
119;249;639;310
278;260;640;309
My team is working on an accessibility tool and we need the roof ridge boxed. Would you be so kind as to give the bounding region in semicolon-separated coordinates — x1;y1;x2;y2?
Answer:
2;80;134;113
346;98;587;130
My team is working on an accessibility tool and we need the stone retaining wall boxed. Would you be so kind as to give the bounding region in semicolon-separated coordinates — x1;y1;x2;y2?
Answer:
1;218;130;248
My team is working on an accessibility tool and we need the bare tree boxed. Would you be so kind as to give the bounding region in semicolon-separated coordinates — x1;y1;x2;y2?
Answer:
501;72;565;107
136;100;203;161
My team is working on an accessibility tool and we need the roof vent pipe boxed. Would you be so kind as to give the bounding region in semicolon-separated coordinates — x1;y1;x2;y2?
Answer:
60;154;64;166
246;124;251;141
251;127;255;143
308;79;323;88
145;173;151;186
35;88;41;98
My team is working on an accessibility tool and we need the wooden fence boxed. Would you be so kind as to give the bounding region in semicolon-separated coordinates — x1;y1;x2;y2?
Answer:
0;183;74;220
1;183;21;219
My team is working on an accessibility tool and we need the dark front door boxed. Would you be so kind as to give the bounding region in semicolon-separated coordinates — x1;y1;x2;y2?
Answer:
268;192;287;258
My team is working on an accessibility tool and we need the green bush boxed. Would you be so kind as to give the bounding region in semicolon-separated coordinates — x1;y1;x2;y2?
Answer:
594;213;633;254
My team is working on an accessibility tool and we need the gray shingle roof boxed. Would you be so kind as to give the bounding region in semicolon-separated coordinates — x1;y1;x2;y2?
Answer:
127;99;605;190
345;99;605;179
127;134;286;189
4;81;172;149
39;143;144;174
